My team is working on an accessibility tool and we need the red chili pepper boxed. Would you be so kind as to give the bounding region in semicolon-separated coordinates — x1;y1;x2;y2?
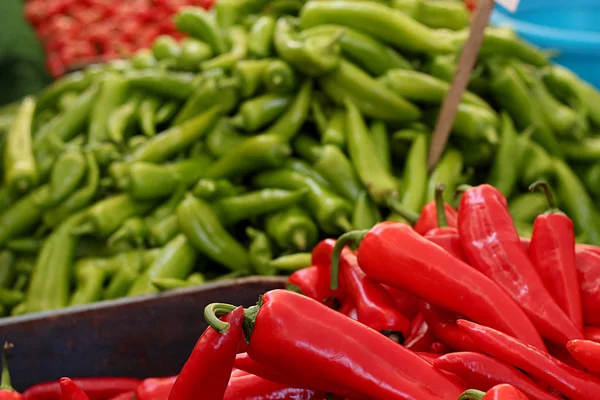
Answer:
230;369;249;379
24;378;141;400
575;248;600;327
0;344;23;400
338;297;357;320
567;340;600;374
381;285;418;320
404;313;435;352
414;190;458;235
287;266;341;309
135;377;176;400
459;384;530;400
420;302;479;352
584;326;600;342
577;244;600;257
528;182;583;331
169;306;244;400
416;352;440;364
59;379;89;400
234;353;308;388
104;392;133;400
332;223;546;350
337;246;410;341
458;184;582;346
434;352;560;400
429;341;451;354
456;319;600;400
215;289;465;399
223;374;327;400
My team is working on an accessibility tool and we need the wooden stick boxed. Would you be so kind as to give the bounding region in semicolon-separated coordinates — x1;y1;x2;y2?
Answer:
427;0;495;171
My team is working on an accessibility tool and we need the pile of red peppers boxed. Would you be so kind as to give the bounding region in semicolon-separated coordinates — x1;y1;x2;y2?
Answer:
23;0;213;78
5;182;600;399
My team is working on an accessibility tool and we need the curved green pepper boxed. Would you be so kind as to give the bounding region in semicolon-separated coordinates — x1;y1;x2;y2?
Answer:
488;113;519;198
369;121;391;173
313;145;362;202
108;94;142;143
265;205;318;252
201;26;248;71
37;150;87;209
152;35;182;61
268;253;312;272
426;148;463;204
88;74;130;144
177;38;214;71
175;7;228;55
70;263;107;306
264;80;312;140
148;214;180;247
246;227;275;276
231;93;293;132
262;59;298;95
248;15;276;58
107;217;147;249
392;0;469;30
127;70;195;100
138;96;161;137
192;179;242;201
0;185;47;246
352;190;382;230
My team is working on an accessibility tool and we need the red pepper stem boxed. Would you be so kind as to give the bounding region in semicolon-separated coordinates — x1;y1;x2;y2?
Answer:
458;389;485;400
203;303;238;333
435;183;448;228
0;343;14;390
386;196;419;224
528;181;557;211
454;184;473;199
330;230;369;290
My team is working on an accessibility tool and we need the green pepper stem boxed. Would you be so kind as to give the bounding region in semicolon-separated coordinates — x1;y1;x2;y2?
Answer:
203;303;237;333
0;343;13;390
458;389;486;400
386;196;419;225
435;183;448;228
528;181;556;210
331;230;368;290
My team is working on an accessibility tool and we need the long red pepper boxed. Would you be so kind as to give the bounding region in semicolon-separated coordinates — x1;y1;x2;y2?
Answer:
212;289;465;399
575;248;600;327
419;302;479;352
414;187;458;235
381;285;418;320
458;184;582;346
567;339;600;374
223;374;327;400
528;182;583;331
584;326;600;342
59;379;89;400
309;239;348;303
287;266;341;309
429;341;451;354
456;319;600;400
337;246;410;341
404;313;435;352
169;306;244;400
433;352;560;400
135;377;176;400
459;384;530;400
234;353;312;389
0;344;23;400
332;222;546;350
24;378;142;400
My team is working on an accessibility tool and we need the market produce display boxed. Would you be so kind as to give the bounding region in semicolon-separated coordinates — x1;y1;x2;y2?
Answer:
4;182;600;399
2;0;600;320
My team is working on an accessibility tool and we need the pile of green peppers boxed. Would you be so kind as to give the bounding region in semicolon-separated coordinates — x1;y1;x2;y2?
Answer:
1;0;600;318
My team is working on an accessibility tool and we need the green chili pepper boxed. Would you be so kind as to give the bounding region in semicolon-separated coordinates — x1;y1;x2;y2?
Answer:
399;133;427;214
42;152;100;228
541;65;588;114
172;78;217;126
319;108;345;148
26;212;83;313
108;94;142;143
312;145;362;202
0;251;16;289
131;50;157;70
554;159;600;245
88;74;130;144
175;7;228;55
103;266;139;300
583;164;600;198
152;35;182;61
425;103;498;144
232;60;267;98
426;148;463;203
37;150;87;209
201;26;248;71
264;80;312;140
487;113;519;198
152;274;205;291
214;188;308;226
70;263;107;306
72;194;156;238
301;24;412;76
246;227;275;275
513;220;534;238
6;238;43;255
352;190;382;230
155;100;179;124
177;194;250;272
12;273;29;292
4;97;37;196
369;121;391;173
293;134;322;163
231;94;293;132
265;205;319;251
145;186;186;228
148;214;180;247
177;38;214;71
274;17;341;76
127;70;195;100
320;60;421;122
427;54;489;94
248;15;276;58
477;27;548;67
107;217;147;249
205;119;246;157
0;288;24;308
138;96;161;137
0;185;48;246
192;179;242;201
128;105;221;163
392;0;469;30
206;133;291;179
253;168;353;234
128;233;197;297
262;59;298;94
268;252;312;272
0;187;15;212
508;192;549;223
36;71;92;112
299;0;457;53
344;98;417;223
285;159;335;192
522;141;554;185
310;97;329;138
89;142;120;168
57;91;79;112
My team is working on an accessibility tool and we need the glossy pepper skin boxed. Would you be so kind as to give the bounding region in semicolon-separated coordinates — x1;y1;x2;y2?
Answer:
135;377;176;400
169;306;244;400
233;353;308;388
59;379;89;400
420;303;478;352
566;340;600;374
240;289;464;399
457;319;600;400
24;378;141;400
223;374;326;400
576;248;600;327
414;201;458;235
458;184;582;346
287;266;341;309
337;222;545;350
434;352;560;400
528;182;583;331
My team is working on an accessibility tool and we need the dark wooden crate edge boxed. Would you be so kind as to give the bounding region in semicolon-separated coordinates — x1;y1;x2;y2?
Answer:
0;276;286;390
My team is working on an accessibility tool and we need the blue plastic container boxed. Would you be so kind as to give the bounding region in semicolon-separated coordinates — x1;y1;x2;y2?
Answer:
492;0;600;88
